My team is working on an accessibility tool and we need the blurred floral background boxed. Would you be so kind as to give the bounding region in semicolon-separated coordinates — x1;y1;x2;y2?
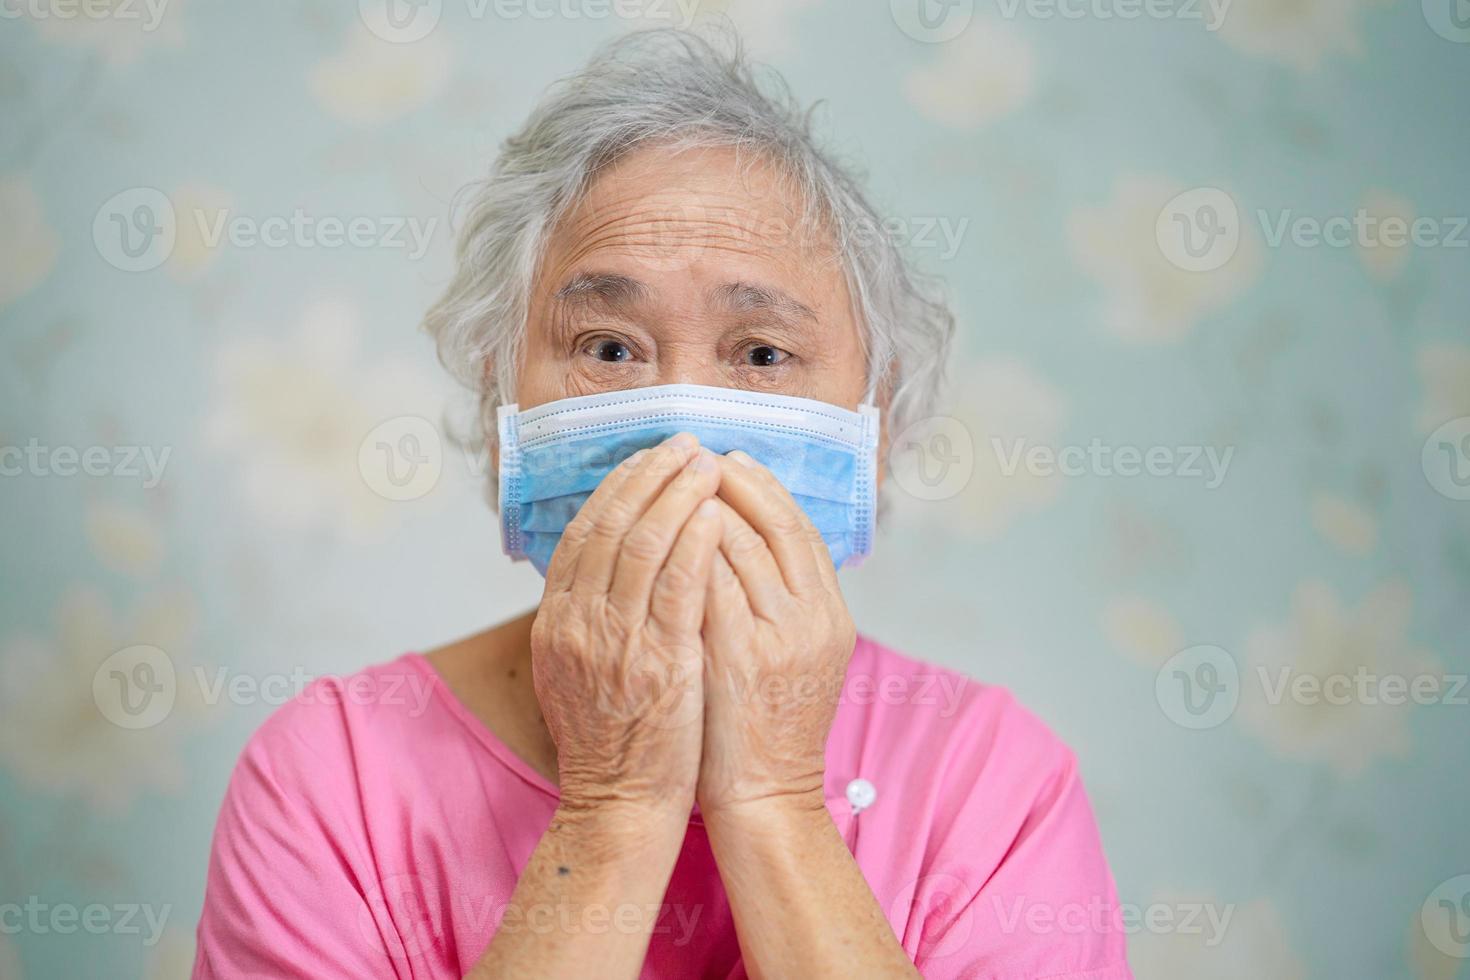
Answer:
2;1;1468;977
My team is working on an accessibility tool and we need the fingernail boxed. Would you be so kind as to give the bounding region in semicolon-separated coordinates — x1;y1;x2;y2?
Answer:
727;449;756;467
668;432;698;451
692;448;718;472
697;498;720;519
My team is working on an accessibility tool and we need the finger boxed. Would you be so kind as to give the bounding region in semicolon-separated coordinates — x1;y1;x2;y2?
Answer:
543;445;643;594
716;451;825;596
712;499;788;619
572;432;702;596
648;497;723;636
703;548;750;640
608;448;721;617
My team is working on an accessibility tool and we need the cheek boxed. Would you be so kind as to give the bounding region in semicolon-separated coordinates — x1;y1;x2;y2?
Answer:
513;342;572;410
811;353;870;411
516;353;650;408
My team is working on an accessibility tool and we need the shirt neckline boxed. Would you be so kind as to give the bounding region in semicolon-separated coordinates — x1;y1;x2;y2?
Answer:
405;650;565;802
403;647;861;828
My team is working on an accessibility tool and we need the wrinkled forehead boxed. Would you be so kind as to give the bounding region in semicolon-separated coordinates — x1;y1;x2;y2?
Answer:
540;142;844;280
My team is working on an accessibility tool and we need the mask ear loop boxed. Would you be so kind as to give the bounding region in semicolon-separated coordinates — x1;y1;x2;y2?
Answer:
857;370;882;448
849;375;881;566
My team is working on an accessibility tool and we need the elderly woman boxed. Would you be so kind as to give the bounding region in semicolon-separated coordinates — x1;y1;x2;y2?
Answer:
194;29;1130;980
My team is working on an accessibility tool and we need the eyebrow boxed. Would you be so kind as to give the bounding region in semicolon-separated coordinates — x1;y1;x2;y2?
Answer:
553;272;649;308
710;280;818;323
551;272;819;326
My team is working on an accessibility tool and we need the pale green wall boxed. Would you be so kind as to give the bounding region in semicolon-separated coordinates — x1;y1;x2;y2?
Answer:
1;2;1468;977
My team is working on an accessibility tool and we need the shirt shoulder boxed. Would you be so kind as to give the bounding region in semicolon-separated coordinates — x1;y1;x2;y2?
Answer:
834;633;1078;795
220;658;449;822
837;635;1130;980
196;655;450;978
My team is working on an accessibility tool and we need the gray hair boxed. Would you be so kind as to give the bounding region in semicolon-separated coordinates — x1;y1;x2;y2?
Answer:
423;26;955;506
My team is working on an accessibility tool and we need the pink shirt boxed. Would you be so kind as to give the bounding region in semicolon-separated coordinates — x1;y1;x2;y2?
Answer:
193;635;1132;979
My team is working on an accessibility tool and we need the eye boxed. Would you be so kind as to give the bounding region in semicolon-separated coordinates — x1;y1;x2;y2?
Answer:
744;344;790;367
588;338;634;363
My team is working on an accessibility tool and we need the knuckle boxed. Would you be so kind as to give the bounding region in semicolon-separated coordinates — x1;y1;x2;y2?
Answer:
614;449;646;474
649;599;696;638
654;559;698;598
711;554;739;584
771;512;807;538
648;458;686;484
561;514;594;546
728;527;767;559
543;614;581;655
599;595;639;637
620;523;668;563
593;494;640;532
667;463;700;491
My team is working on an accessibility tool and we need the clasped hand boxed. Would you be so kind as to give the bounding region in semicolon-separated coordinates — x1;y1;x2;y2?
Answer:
530;432;857;824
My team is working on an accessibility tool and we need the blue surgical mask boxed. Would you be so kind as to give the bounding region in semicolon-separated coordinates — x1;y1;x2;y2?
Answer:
497;383;881;576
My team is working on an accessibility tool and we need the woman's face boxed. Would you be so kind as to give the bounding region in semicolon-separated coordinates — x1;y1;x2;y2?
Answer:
517;143;870;414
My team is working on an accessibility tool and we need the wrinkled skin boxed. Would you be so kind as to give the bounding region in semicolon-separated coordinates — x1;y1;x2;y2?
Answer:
467;141;918;980
698;452;858;814
530;434;721;814
517;143;875;820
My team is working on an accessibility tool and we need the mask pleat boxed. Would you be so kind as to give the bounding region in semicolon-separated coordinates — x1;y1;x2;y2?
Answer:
500;384;878;577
